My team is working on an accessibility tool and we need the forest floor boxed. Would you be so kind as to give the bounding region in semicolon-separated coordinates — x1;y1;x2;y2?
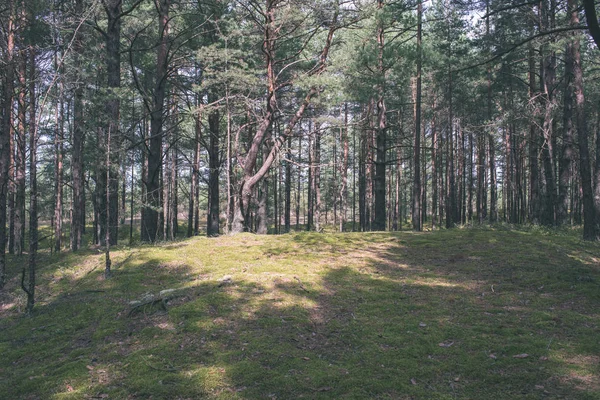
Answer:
0;226;599;399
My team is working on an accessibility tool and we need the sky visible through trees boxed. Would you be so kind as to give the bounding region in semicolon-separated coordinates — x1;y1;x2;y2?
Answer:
1;0;600;311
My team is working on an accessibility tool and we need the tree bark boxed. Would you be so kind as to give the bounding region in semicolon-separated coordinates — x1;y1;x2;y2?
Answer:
54;78;64;253
142;0;169;242
340;103;349;232
285;134;292;232
571;0;597;239
207;108;220;236
314;122;322;232
528;44;541;223
412;0;422;231
14;51;26;255
0;1;15;288
559;16;576;225
583;0;600;49
23;47;37;313
71;0;85;251
373;0;387;231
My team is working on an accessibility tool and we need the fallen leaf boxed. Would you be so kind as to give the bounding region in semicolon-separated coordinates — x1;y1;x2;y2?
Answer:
489;354;497;359
66;385;74;392
315;387;332;392
419;322;427;327
454;377;460;382
86;365;95;371
539;356;548;361
513;353;529;359
535;385;544;390
302;357;310;361
410;378;417;385
438;341;454;348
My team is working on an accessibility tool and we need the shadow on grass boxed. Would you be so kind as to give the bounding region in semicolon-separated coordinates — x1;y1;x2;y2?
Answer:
0;229;599;399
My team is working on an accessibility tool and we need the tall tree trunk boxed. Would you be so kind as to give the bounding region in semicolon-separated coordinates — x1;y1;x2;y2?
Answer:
340;103;349;232
314;122;322;232
0;2;15;288
257;136;270;235
285;134;292;232
529;44;541;223
307;125;313;231
296;134;302;229
486;0;497;223
468;131;474;223
431;102;438;229
570;0;597;239
207;108;220;236
23;47;37;313
412;0;422;231
14;52;26;256
540;0;557;226
559;21;576;225
446;74;456;227
142;0;169;242
188;110;201;237
98;0;123;246
71;0;85;251
595;104;600;219
54;66;64;253
373;0;387;231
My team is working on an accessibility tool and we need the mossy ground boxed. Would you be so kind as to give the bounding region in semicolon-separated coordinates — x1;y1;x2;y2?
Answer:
0;227;599;399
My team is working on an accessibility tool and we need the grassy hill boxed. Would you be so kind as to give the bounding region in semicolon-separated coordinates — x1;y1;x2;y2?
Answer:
1;227;599;399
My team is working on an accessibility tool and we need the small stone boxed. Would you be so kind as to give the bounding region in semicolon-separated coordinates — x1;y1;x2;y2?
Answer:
140;293;155;302
159;289;177;298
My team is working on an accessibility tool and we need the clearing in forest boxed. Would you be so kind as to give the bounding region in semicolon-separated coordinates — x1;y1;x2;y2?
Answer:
0;228;599;399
